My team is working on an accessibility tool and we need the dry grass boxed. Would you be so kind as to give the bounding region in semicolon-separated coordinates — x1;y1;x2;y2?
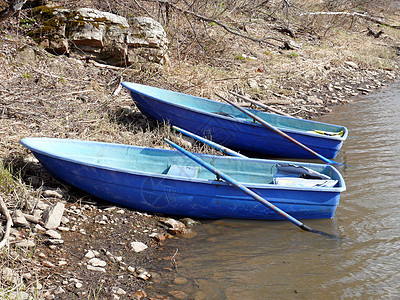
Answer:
0;0;399;297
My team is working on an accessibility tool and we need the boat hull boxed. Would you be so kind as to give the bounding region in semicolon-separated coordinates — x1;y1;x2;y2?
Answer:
123;82;348;159
21;138;345;220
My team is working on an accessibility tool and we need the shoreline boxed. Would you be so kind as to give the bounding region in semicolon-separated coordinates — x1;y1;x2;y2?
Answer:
1;1;400;298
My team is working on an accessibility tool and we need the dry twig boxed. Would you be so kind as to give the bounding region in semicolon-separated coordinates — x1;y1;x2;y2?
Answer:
300;11;400;29
0;195;13;250
149;0;285;47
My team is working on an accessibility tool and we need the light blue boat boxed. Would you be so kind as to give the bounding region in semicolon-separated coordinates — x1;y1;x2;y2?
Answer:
20;138;346;220
122;82;348;159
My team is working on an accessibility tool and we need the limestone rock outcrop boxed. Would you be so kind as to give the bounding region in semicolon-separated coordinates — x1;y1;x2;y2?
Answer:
29;6;168;66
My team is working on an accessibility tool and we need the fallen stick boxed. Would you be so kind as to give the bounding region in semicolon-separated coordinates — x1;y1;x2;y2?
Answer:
0;195;13;250
229;91;292;117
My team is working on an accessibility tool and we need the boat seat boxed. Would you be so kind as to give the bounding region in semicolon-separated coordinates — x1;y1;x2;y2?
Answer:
273;163;337;187
167;165;199;179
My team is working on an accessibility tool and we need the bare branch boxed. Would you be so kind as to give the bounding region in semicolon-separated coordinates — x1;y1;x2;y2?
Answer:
300;11;400;29
0;195;13;250
146;0;284;47
0;0;28;22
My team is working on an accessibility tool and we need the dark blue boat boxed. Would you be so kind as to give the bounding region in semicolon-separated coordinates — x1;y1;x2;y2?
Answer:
122;82;348;159
20;138;345;220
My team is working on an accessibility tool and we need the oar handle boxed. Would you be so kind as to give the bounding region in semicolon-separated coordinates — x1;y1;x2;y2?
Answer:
165;138;308;230
172;126;248;158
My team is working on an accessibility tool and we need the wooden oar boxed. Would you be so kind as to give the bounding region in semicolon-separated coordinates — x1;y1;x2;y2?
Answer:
215;93;342;165
172;126;247;158
165;138;343;238
229;91;292;117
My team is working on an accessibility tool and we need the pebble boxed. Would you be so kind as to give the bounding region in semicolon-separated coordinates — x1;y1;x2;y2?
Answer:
87;265;106;273
15;240;36;248
58;260;68;266
75;282;83;288
1;267;19;285
85;249;96;259
113;287;127;295
54;286;66;294
169;290;188;299
13;210;29;227
43;202;65;229
88;258;107;267
131;241;148;252
42;260;56;268
46;229;62;239
174;277;188;284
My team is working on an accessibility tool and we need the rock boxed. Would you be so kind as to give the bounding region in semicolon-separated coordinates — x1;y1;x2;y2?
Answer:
42;188;64;199
58;260;68;266
130;241;148;252
15;239;36;248
1;267;19;285
180;218;200;228
85;249;96;259
42;260;56;268
45;229;61;239
16;46;37;64
75;282;83;288
22;272;32;281
134;290;147;299
282;40;301;50
193;291;208;300
248;79;259;90
42;202;65;229
23;213;40;224
30;7;168;66
169;290;188;299
47;238;64;245
307;95;324;105
161;218;187;235
136;268;151;280
174;277;188;284
113;287;126;296
54;286;66;294
345;61;358;69
13;210;29;227
36;199;49;210
8;291;30;300
88;258;107;267
87;265;106;273
34;224;46;231
151;232;166;242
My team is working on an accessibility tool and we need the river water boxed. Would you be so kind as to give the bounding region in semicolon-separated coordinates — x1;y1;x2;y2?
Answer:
157;81;400;299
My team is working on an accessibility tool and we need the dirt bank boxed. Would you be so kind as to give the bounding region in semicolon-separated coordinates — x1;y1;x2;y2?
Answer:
1;0;400;299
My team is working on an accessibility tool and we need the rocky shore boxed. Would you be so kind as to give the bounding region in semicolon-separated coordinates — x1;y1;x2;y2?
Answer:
1;0;400;299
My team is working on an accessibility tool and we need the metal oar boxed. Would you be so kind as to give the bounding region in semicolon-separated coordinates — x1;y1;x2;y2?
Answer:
165;138;343;239
215;93;343;165
172;126;247;158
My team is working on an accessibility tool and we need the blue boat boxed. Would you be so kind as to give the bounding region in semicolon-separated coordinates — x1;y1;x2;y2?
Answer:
122;82;348;159
20;137;345;220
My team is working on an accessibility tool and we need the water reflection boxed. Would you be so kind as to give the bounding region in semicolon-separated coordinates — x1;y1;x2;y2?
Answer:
156;81;400;299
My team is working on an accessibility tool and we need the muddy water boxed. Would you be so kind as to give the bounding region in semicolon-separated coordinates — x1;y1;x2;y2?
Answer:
158;82;400;299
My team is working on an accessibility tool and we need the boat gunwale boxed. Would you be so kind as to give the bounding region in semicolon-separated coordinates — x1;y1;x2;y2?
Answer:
20;137;346;193
122;82;349;141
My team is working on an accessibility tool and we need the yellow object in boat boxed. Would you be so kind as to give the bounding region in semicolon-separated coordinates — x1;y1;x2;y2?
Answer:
309;130;344;137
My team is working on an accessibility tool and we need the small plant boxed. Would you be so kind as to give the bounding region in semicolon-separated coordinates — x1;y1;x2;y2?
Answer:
290;52;299;58
19;18;37;28
22;73;32;79
236;54;246;61
0;163;16;194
